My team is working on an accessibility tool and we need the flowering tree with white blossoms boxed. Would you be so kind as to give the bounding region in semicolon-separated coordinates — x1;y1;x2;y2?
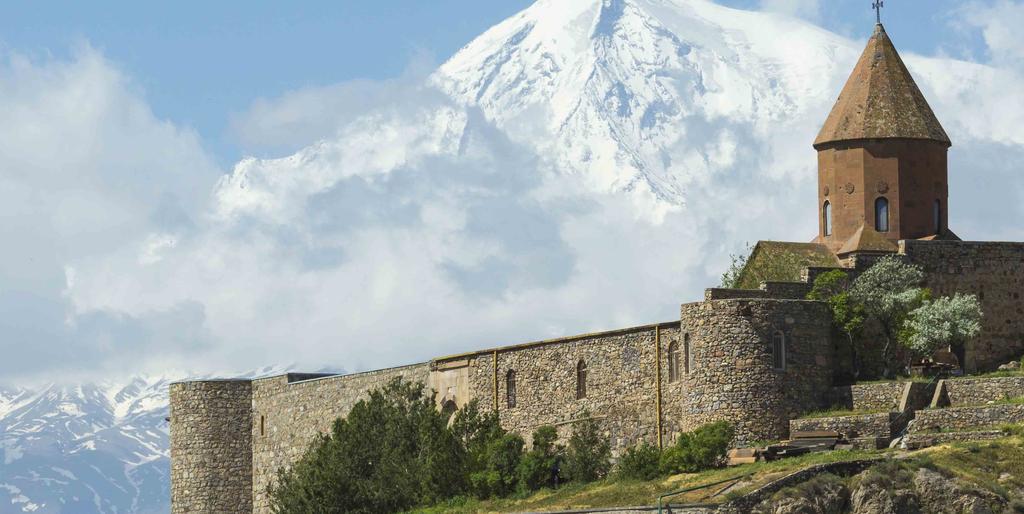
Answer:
850;256;929;377
904;293;983;365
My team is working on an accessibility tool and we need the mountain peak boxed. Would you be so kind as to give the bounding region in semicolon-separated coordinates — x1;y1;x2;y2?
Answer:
435;0;856;206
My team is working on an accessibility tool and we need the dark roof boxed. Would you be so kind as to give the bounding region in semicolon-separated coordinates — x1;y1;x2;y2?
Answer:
814;24;951;148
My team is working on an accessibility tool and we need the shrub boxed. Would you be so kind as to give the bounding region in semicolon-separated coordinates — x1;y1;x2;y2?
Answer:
517;425;561;492
616;442;662;481
562;415;611;483
660;422;734;474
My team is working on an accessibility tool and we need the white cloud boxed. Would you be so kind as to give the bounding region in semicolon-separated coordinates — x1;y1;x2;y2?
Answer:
959;0;1024;69
0;45;221;382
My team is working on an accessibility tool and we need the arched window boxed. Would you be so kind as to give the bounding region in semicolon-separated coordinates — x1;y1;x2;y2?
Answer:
933;200;942;234
684;333;694;373
875;197;889;233
576;360;587;400
772;331;786;371
667;341;680;382
823;201;832;236
506;370;517;408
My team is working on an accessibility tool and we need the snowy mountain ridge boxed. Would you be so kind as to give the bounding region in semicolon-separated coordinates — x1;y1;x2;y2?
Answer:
433;0;857;208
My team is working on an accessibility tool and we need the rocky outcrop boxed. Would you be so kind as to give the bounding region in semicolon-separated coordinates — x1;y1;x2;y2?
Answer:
743;462;1007;514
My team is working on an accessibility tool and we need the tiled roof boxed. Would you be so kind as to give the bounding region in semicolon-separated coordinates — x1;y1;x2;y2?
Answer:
814;24;951;148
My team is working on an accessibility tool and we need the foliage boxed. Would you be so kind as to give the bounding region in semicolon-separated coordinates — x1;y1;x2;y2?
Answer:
517;425;562;492
562;415;611;483
903;293;983;358
267;378;465;514
468;433;525;498
616;442;663;481
451;400;511;498
807;270;867;379
660;422;734;474
850;256;929;377
720;243;753;288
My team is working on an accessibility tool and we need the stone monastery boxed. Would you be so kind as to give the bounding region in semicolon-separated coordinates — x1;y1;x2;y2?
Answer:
170;24;1024;513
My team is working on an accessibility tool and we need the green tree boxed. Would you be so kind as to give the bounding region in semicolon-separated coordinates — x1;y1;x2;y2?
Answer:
468;433;525;498
562;415;611;484
659;421;734;474
807;270;867;379
616;442;662;481
903;293;983;364
720;243;753;288
850;256;929;378
517;425;561;492
267;378;466;514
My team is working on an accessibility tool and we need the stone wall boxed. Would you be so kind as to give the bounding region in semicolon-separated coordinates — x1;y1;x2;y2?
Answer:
679;299;834;443
760;281;813;300
827;382;904;411
909;404;1024;433
705;288;769;301
902;430;1006;450
789;412;896;439
170;380;253;514
902;240;1024;372
442;322;683;455
943;377;1024;406
250;363;430;513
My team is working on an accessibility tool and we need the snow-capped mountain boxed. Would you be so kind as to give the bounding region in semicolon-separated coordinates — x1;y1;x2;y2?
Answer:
433;0;857;205
0;378;172;513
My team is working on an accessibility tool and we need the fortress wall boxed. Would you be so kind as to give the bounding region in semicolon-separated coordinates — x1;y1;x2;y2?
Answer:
827;382;905;412
170;380;253;514
679;299;834;443
440;323;683;455
902;240;1024;372
249;363;430;513
943;377;1024;406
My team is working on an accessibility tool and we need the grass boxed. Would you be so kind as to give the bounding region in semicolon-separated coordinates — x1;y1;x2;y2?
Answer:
797;407;889;420
406;433;1024;513
403;449;882;514
908;436;1024;498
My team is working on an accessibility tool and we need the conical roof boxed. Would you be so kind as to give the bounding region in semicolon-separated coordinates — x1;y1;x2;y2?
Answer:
814;24;950;148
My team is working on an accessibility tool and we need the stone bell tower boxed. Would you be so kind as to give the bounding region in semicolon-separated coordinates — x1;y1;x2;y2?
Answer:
814;24;957;256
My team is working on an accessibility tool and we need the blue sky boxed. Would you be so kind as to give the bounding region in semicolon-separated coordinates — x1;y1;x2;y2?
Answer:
0;0;988;166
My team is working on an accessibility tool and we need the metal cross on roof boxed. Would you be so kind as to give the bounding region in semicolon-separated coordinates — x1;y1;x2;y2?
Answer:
873;0;884;24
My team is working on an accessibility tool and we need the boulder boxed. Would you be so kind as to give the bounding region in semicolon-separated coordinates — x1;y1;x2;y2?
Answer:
912;467;1004;514
849;483;919;514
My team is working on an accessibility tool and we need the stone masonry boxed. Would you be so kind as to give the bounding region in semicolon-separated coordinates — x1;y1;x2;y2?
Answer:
170;380;253;514
679;298;834;443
